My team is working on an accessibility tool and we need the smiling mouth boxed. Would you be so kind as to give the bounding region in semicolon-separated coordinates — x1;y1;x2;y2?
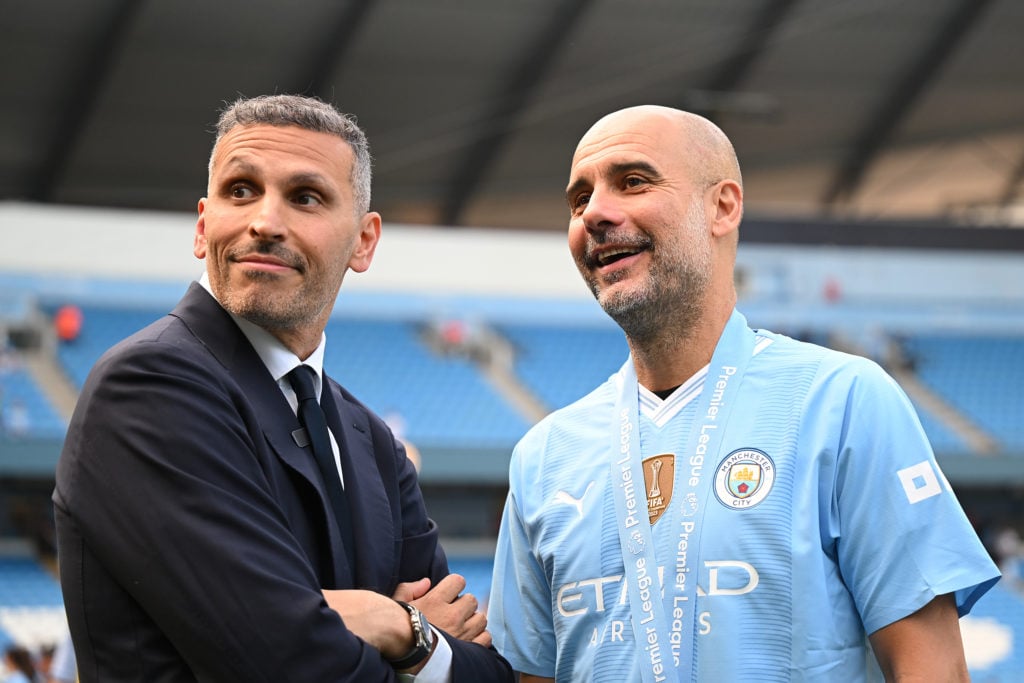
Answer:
595;247;642;267
588;241;654;271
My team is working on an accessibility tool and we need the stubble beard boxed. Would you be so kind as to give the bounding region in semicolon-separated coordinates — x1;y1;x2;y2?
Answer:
212;244;337;334
588;206;712;346
222;272;331;332
595;253;710;346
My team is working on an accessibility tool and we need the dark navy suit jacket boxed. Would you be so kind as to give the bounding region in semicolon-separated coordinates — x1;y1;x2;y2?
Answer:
54;283;512;682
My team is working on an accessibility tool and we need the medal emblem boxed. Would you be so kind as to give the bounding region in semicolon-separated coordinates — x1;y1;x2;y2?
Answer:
643;453;674;524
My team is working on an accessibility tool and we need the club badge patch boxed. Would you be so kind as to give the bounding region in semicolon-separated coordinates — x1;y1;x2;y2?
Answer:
643;453;674;525
714;448;775;509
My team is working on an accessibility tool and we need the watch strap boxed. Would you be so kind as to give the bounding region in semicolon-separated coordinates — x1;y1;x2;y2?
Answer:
388;600;435;670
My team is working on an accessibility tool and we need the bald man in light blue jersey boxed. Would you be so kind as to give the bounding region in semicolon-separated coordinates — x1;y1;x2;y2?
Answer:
488;105;999;682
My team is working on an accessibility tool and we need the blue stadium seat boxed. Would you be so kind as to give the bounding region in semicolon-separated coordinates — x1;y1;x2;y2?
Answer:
902;334;1024;454
0;555;65;653
0;365;66;439
324;318;529;449
498;322;628;411
909;398;971;457
963;582;1024;681
53;305;165;389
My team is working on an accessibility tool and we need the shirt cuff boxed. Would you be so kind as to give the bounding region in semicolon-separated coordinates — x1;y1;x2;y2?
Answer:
401;626;452;683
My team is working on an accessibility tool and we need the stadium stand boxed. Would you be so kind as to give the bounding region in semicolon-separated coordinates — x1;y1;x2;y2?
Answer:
323;317;530;450
49;304;165;389
38;304;531;451
0;551;65;656
7;300;1024;464
912;402;972;455
903;333;1024;453
498;322;628;411
0;365;65;439
960;582;1024;680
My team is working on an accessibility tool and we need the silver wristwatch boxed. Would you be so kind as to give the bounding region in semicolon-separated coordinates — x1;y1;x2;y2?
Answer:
388;600;435;670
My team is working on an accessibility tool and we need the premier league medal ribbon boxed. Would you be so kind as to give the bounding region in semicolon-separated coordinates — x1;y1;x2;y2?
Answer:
611;310;755;682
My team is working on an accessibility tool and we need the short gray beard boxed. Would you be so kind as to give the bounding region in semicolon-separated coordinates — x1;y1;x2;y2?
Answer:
222;278;315;332
600;259;709;347
592;203;712;346
211;241;335;334
212;268;334;337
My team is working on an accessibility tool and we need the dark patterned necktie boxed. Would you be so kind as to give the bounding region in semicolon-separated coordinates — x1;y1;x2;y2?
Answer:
287;365;355;569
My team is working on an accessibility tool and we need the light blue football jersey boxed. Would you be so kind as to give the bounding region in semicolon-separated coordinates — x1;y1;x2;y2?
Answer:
489;318;999;682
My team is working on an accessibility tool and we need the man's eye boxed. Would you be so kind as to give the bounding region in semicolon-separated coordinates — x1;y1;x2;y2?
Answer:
295;193;321;206
624;176;646;188
572;194;590;211
230;185;254;199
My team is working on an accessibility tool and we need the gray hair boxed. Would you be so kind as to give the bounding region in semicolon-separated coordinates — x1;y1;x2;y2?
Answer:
209;94;373;214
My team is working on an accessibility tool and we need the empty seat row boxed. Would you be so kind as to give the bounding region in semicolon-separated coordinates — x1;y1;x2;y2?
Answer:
17;304;1024;458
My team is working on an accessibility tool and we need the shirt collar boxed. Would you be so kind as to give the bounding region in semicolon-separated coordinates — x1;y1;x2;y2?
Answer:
198;272;327;393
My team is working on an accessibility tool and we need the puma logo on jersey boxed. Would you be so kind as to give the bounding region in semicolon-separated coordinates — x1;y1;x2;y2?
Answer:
554;481;595;518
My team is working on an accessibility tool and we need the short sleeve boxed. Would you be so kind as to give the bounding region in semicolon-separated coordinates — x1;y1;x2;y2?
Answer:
829;361;999;634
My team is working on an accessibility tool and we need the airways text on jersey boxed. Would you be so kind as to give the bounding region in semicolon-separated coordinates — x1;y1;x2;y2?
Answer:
556;560;759;661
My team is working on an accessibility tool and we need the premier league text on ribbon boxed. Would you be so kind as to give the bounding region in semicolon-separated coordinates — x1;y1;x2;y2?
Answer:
618;409;642;531
617;408;669;680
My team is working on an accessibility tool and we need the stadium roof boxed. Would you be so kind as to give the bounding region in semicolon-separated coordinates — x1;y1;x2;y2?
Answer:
3;0;1024;232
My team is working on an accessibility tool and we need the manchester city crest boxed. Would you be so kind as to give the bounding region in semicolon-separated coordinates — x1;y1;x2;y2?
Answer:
714;448;775;509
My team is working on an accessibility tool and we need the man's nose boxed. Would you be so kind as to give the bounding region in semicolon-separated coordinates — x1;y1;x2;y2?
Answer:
580;187;624;233
248;195;288;240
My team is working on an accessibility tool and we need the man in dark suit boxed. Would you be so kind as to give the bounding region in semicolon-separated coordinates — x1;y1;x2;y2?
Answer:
53;94;512;682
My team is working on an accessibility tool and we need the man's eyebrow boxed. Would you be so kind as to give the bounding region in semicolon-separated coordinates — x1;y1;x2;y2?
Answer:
287;172;331;190
566;160;664;203
609;160;662;180
219;159;330;191
218;158;258;177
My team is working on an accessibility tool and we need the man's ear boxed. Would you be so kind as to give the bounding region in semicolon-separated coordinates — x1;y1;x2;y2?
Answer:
710;179;743;238
348;211;382;273
194;198;208;259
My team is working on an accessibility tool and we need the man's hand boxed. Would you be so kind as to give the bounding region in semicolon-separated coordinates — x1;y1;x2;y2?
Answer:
393;574;491;647
321;589;413;660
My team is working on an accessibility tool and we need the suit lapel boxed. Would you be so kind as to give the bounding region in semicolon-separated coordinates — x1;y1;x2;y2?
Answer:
170;283;354;586
320;380;395;592
171;284;321;485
